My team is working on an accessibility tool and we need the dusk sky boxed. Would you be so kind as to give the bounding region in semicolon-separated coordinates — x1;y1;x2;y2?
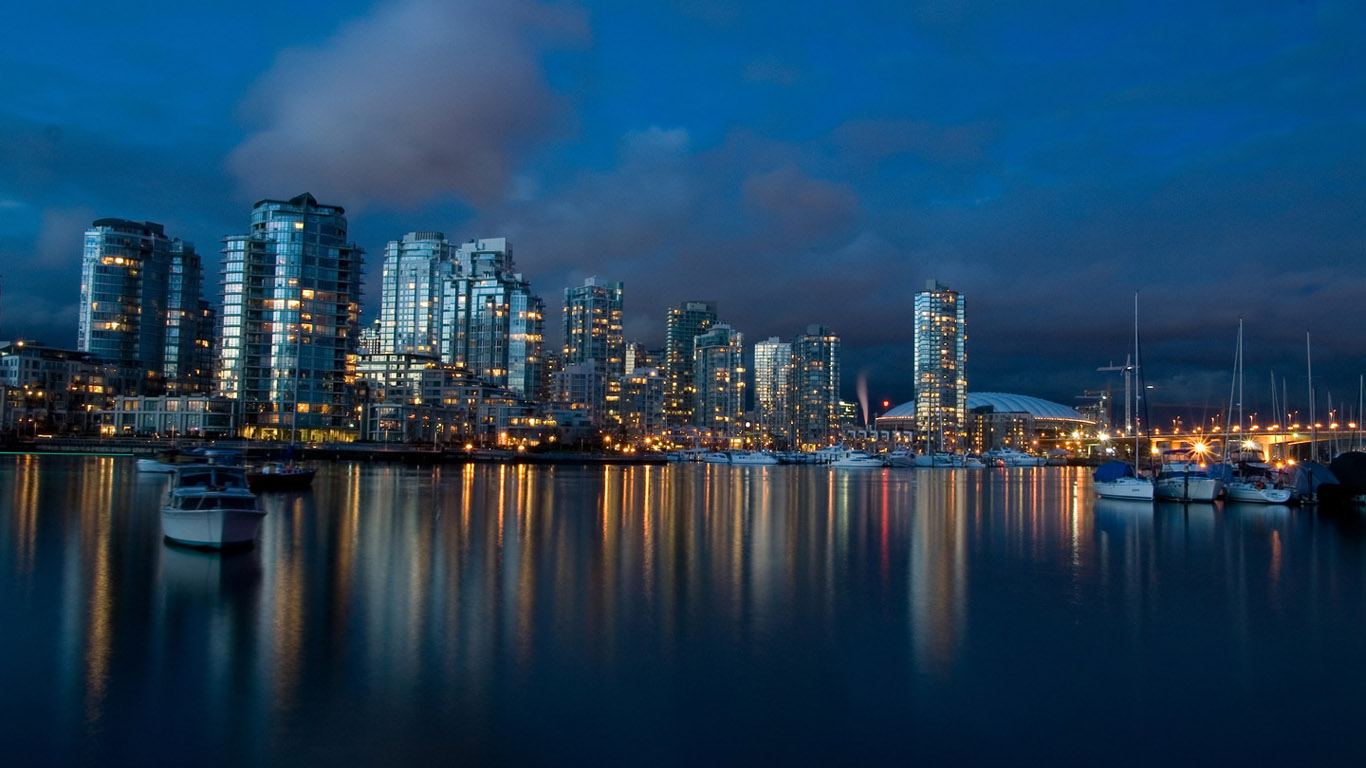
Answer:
2;0;1363;420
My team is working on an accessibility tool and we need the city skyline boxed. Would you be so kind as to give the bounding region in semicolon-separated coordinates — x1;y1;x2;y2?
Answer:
2;1;1363;415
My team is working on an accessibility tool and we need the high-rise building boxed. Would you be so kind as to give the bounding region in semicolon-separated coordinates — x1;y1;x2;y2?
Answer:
753;336;793;448
442;238;544;399
78;219;213;393
217;193;363;440
692;323;744;438
379;232;454;356
792;324;841;449
913;279;966;451
561;277;624;425
664;300;717;426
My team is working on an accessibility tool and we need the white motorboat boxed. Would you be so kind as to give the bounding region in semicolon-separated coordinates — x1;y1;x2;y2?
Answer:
161;465;266;548
883;449;917;467
984;448;1046;467
1229;475;1289;505
702;452;732;464
1154;451;1223;502
1093;461;1155;501
924;452;984;468
729;451;780;466
830;449;887;468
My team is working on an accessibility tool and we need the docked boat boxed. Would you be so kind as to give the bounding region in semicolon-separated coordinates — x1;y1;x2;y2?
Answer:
829;449;887;468
984;448;1046;467
246;462;316;492
1093;460;1154;501
1224;476;1292;504
161;464;266;548
1094;293;1153;503
729;451;780;466
1154;450;1223;502
883;448;917;467
702;452;732;464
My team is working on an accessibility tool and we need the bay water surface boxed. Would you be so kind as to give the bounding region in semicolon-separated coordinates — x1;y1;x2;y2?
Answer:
3;454;1365;765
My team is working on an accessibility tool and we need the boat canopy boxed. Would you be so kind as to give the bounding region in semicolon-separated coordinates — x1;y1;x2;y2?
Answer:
1328;452;1366;496
1093;461;1135;482
1290;461;1340;497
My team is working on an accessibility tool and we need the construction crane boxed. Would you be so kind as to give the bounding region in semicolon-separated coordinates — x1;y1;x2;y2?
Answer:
1098;356;1138;434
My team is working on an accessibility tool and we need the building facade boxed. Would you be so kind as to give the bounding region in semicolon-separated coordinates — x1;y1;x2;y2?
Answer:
0;341;112;435
216;193;363;441
379;232;455;356
664;300;717;426
753;337;793;448
618;366;665;442
792;325;841;449
442;238;544;399
561;277;624;425
78;219;213;393
913;280;967;451
692;323;745;439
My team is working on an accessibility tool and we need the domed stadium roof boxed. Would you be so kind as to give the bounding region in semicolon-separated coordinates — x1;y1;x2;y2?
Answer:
878;393;1092;424
967;392;1091;423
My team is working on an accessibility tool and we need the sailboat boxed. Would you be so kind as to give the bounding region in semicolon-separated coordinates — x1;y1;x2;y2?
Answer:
1222;320;1292;504
1094;293;1155;501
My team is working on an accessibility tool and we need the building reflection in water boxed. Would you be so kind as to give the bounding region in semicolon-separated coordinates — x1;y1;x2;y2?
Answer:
4;456;1366;763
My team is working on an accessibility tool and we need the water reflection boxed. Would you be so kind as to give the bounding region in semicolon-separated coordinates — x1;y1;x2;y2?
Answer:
4;456;1366;764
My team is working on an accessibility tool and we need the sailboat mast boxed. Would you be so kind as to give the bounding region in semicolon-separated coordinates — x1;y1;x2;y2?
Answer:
1237;319;1244;439
1223;321;1238;463
1133;292;1140;472
1307;331;1316;462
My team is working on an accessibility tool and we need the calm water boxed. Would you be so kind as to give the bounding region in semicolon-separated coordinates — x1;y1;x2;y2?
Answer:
3;455;1366;765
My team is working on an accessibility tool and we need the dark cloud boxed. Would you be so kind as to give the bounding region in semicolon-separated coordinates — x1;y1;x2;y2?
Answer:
228;0;586;209
742;165;858;239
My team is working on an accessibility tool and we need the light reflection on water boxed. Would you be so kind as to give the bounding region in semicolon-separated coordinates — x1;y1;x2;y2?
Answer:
3;456;1366;764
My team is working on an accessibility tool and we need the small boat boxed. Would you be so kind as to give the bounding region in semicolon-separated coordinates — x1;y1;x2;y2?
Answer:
983;448;1046;467
161;465;266;549
1224;478;1292;504
702;452;732;464
883;448;917;467
246;462;316;492
728;451;780;466
1093;460;1154;501
830;449;887;468
1154;450;1223;502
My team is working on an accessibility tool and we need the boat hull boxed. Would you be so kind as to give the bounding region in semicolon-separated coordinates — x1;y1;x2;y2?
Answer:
1094;477;1155;501
831;459;885;468
161;506;267;548
1225;482;1293;504
1154;476;1223;502
729;453;779;466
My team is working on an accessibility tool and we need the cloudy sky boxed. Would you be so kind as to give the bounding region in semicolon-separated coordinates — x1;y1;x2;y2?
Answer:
2;0;1363;421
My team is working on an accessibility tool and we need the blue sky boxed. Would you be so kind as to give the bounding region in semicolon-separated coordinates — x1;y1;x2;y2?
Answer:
2;0;1363;418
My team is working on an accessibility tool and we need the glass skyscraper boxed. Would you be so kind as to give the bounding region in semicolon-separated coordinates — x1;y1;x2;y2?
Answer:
442;238;544;399
792;324;841;449
379;232;455;357
913;279;966;451
753;336;793;448
217;193;363;440
692;323;744;438
78;218;213;394
561;277;624;425
664;300;717;426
